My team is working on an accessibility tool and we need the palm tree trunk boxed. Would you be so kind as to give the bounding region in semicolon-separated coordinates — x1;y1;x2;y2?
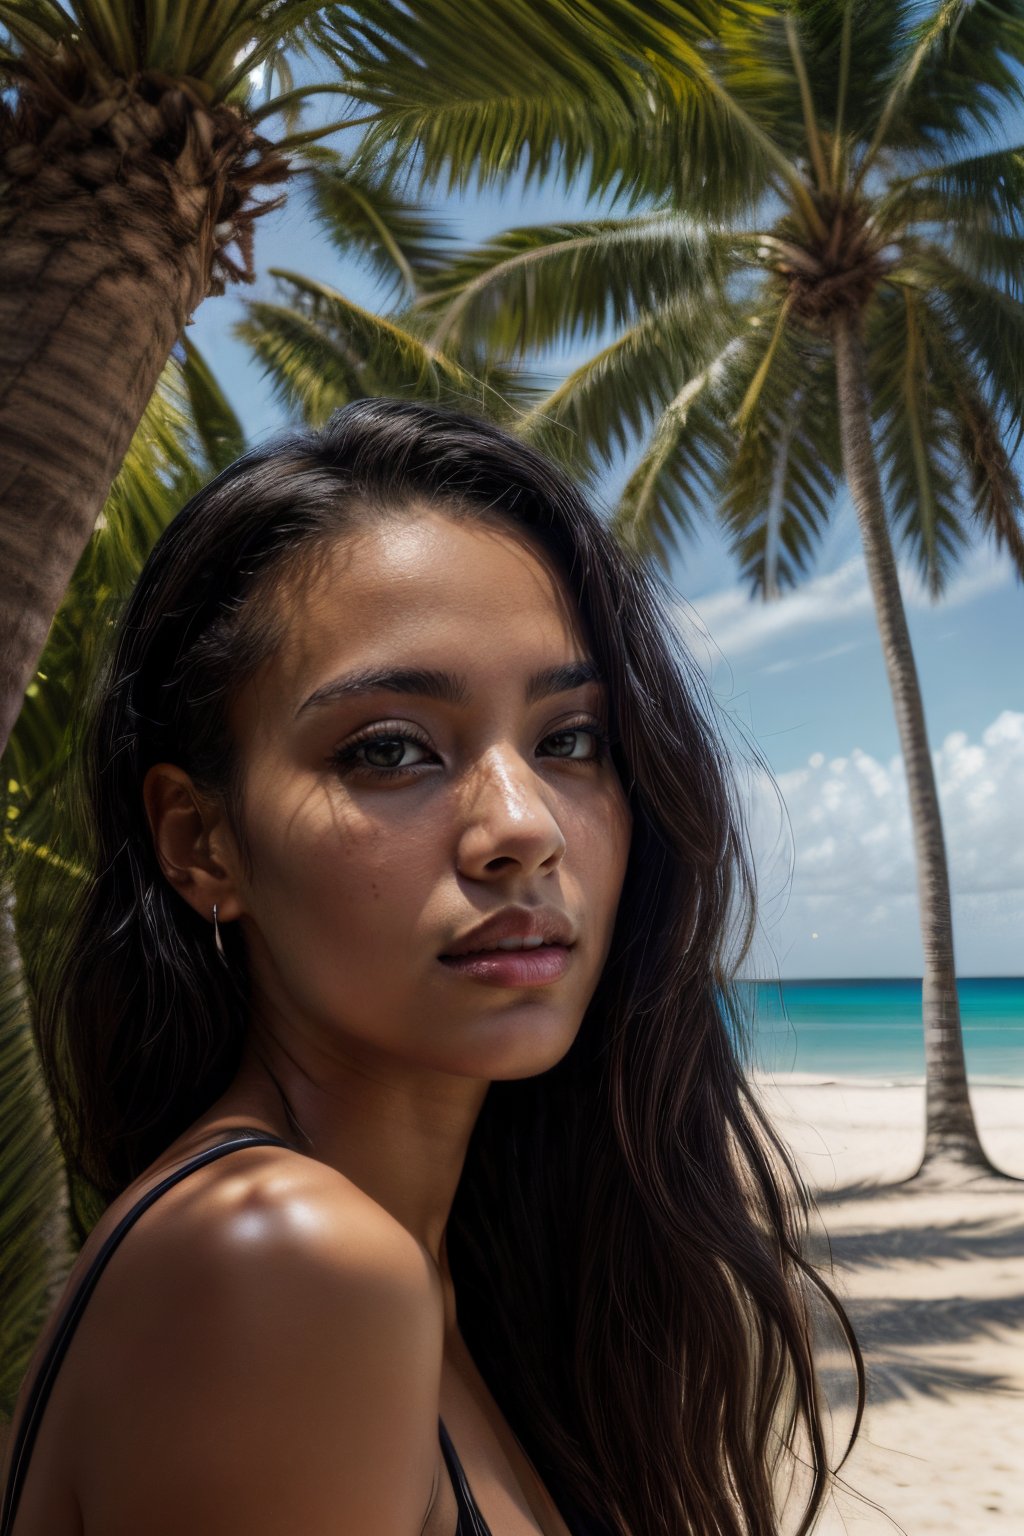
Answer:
832;308;994;1179
0;197;209;758
0;877;71;1427
0;77;286;758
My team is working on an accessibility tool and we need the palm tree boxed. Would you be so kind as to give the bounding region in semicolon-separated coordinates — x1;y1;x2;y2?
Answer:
330;0;1024;1179
0;0;397;758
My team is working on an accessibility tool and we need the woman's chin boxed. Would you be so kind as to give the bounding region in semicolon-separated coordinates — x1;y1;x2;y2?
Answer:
445;1006;583;1080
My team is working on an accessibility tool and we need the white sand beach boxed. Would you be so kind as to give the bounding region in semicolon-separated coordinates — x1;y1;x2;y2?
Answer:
755;1077;1024;1535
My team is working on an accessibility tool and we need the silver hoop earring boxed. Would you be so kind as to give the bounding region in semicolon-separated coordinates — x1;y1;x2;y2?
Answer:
212;903;226;961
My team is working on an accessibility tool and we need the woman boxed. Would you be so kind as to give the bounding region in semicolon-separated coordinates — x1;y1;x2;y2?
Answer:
1;399;860;1536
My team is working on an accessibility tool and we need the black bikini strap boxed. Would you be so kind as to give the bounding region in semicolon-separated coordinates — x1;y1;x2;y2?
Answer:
0;1130;294;1536
438;1417;494;1536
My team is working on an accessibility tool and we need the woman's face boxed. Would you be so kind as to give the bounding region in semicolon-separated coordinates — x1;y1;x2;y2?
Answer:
223;507;632;1082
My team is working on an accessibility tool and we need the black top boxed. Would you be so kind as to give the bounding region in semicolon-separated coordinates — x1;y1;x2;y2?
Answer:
0;1130;600;1536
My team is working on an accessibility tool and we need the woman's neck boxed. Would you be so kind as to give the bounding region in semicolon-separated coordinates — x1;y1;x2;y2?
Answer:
223;1033;489;1276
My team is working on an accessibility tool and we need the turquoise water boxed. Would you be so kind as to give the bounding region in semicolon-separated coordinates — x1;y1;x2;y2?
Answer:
736;977;1024;1083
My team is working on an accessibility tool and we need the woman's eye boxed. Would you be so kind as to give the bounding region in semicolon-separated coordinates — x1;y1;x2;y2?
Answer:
359;736;431;769
331;732;433;777
331;723;607;778
539;727;604;761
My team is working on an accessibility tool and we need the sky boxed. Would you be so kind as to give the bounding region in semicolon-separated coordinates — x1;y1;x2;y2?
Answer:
187;118;1024;983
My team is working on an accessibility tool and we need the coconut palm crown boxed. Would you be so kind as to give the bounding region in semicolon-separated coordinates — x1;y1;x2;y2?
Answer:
329;0;1024;1177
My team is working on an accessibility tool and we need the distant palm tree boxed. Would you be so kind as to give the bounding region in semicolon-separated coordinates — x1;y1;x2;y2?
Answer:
330;0;1024;1179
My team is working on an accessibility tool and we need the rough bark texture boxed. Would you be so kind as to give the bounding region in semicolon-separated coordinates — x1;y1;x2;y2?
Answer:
0;64;288;756
832;308;994;1178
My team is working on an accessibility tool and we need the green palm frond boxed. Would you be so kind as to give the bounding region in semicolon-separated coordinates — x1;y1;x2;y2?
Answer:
237;294;370;424
238;271;528;428
719;330;840;598
897;248;1024;430
701;6;811;177
325;0;796;214
419;214;728;356
860;0;1024;173
953;380;1024;576
257;44;296;119
327;0;734;120
914;294;1024;576
610;340;744;566
325;0;663;196
879;146;1024;299
624;58;808;218
782;10;830;192
785;0;905;150
879;155;1024;298
180;336;246;477
516;295;734;478
356;81;641;205
304;160;453;302
867;286;966;596
888;144;1024;230
944;229;1024;300
731;294;795;429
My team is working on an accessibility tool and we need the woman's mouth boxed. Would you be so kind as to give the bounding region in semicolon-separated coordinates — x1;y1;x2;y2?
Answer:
437;943;573;987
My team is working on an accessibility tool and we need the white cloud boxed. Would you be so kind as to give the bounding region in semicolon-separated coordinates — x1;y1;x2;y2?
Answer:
756;640;864;676
745;711;1024;905
673;543;1013;670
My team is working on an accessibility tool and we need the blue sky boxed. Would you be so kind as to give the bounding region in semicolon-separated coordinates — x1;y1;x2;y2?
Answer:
188;139;1024;982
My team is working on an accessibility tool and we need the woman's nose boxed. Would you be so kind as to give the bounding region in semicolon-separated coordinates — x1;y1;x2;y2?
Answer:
455;748;567;880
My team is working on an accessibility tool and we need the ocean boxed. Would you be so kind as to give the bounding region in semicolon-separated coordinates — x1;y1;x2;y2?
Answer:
736;976;1024;1084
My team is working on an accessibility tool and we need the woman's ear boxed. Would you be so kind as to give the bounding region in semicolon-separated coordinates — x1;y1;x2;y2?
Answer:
142;763;244;923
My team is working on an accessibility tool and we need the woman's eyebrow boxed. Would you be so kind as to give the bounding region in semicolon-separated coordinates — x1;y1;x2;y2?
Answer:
296;660;603;717
527;660;603;703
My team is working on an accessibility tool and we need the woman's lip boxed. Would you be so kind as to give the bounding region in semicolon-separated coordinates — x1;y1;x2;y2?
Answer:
437;944;573;987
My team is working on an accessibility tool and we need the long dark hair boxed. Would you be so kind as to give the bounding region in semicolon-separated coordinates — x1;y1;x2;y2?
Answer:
35;398;861;1536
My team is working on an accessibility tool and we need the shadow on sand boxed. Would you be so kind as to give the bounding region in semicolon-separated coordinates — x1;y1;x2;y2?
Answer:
806;1180;1024;1408
810;1213;1024;1268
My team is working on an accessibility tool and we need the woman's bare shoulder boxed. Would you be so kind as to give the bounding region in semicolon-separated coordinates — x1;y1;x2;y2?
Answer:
74;1138;440;1323
68;1143;445;1536
134;1139;433;1273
